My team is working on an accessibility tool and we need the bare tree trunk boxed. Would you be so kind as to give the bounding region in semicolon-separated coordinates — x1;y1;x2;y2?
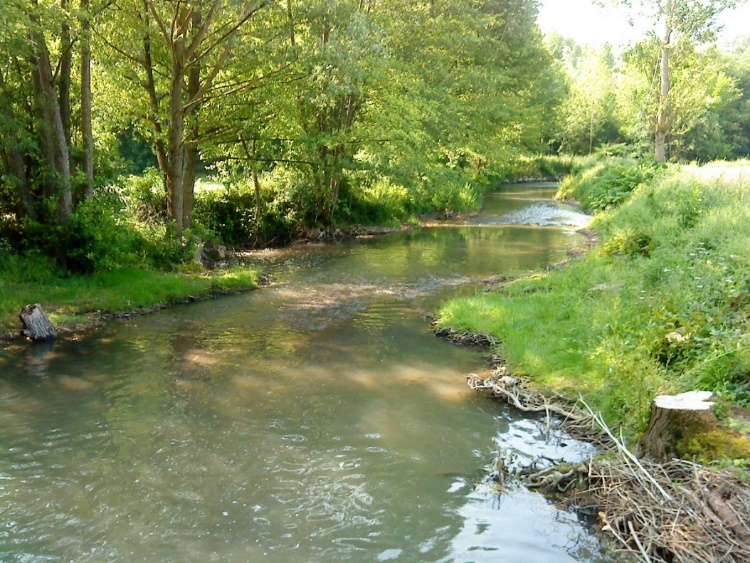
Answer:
29;6;73;224
30;53;59;201
59;0;73;154
655;0;672;164
182;10;202;231
81;0;95;199
167;32;186;237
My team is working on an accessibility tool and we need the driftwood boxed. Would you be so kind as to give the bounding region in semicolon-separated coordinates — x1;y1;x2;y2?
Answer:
636;391;718;462
435;327;499;349
19;303;56;341
467;369;607;444
469;371;750;562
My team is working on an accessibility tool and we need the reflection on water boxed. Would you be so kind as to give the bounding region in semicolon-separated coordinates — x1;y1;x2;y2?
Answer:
0;185;600;561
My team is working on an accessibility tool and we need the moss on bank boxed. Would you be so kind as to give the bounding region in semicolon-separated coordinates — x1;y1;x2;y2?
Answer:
438;160;750;456
0;263;260;338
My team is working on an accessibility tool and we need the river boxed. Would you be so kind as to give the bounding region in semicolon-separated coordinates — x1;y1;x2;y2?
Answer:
0;183;602;562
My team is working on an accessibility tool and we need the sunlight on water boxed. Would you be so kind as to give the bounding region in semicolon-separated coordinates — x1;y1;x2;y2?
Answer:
0;185;602;562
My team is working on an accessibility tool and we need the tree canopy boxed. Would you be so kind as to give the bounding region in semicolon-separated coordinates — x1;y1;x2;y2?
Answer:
1;0;748;269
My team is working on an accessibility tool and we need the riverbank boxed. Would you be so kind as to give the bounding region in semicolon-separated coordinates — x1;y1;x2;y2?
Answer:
0;265;262;341
437;159;750;461
0;223;422;341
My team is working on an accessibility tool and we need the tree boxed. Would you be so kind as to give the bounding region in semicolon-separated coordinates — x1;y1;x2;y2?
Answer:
601;0;745;161
616;34;740;160
101;0;271;236
558;44;620;154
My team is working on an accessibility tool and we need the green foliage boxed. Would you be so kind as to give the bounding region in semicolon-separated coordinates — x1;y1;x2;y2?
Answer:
439;161;750;440
0;258;259;336
557;158;665;212
0;172;198;274
193;185;260;246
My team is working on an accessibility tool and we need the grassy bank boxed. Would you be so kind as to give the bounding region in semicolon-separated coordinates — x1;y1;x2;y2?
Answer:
438;159;750;458
0;258;260;338
0;155;579;340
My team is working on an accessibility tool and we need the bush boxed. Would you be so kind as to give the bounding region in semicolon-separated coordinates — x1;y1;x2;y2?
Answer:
119;167;167;223
557;158;665;212
193;185;259;245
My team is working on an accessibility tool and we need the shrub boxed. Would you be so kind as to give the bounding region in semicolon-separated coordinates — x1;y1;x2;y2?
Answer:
557;158;665;212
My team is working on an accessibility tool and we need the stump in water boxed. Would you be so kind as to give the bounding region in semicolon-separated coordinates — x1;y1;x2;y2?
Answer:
19;304;57;342
636;391;717;461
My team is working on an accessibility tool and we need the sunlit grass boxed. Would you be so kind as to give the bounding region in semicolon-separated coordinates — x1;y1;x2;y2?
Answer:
0;265;260;336
439;161;750;439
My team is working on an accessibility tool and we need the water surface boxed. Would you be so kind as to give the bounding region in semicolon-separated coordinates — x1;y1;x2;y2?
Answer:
0;184;598;562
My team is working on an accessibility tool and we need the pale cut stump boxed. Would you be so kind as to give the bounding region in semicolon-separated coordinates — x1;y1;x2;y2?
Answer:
19;303;57;341
636;391;717;461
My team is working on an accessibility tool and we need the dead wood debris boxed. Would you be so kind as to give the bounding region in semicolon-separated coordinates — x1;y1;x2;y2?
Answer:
469;370;750;563
434;327;499;349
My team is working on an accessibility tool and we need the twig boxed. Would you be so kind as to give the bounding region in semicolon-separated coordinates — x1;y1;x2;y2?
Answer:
628;520;652;562
580;398;672;502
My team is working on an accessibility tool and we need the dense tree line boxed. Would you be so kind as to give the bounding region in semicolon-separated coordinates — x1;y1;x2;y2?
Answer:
551;0;750;161
2;0;748;272
0;0;557;254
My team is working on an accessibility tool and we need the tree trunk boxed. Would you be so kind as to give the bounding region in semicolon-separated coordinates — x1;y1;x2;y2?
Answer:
287;0;296;48
252;138;263;223
636;391;717;461
19;304;57;341
81;0;95;200
655;1;672;164
182;10;202;231
142;31;169;192
3;147;35;219
59;0;73;154
166;34;186;238
0;69;36;219
29;3;73;224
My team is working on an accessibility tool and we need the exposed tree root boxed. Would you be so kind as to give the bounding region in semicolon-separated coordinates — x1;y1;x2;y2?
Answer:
469;369;750;562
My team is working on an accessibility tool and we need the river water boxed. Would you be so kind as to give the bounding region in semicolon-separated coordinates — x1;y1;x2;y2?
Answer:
0;184;601;562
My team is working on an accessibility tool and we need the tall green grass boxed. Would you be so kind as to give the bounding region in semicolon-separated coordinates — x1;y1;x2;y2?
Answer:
439;161;750;440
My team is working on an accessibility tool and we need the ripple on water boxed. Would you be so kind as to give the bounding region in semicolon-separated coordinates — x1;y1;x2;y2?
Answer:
0;186;602;562
485;202;591;228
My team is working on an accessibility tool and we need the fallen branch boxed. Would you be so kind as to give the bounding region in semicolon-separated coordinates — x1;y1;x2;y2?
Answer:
469;371;750;562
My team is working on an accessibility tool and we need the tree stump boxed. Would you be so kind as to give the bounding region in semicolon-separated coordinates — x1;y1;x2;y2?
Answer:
19;304;57;342
636;391;717;461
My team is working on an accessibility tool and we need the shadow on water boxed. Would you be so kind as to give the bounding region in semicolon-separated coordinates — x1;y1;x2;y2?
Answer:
0;185;602;562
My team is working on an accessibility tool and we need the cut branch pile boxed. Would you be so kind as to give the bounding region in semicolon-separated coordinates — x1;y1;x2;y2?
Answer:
467;369;608;445
579;457;750;562
469;369;750;562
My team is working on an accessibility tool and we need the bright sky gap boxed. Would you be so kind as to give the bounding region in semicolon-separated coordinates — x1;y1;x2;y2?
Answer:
537;0;750;48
